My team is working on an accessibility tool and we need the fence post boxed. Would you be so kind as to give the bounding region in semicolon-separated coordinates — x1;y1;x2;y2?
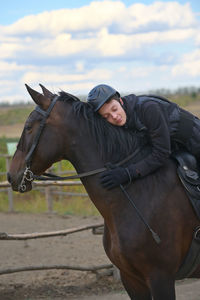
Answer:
113;265;121;281
57;162;62;202
5;157;14;212
45;186;53;213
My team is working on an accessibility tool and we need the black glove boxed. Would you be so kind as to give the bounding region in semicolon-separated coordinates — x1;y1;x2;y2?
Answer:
100;166;132;190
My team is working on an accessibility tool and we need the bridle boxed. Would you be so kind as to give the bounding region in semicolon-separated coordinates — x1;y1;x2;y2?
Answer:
19;94;141;192
19;95;59;192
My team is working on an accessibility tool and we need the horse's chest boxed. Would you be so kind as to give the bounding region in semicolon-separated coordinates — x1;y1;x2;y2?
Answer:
103;231;126;268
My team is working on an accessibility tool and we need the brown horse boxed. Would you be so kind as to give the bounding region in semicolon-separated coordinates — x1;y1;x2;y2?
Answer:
7;84;200;299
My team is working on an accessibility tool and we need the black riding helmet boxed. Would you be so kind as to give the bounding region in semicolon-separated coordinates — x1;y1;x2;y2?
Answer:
87;84;120;112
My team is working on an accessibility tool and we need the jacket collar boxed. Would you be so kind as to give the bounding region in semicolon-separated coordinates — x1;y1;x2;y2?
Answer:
122;94;138;129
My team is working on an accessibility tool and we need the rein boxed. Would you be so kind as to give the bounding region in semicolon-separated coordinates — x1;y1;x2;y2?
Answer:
33;148;141;181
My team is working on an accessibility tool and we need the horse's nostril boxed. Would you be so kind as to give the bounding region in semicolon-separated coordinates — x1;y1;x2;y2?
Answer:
7;172;11;183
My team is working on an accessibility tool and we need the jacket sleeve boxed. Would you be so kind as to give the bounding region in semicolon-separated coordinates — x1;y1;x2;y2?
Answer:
128;101;171;177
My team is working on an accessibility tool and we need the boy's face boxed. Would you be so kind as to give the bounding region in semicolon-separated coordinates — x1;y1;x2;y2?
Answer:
98;98;127;126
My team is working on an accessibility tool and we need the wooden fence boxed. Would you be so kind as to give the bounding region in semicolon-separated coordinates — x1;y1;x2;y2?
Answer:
0;222;119;278
0;154;88;212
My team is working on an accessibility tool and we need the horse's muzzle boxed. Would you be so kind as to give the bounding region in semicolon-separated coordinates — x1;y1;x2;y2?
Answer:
7;171;33;193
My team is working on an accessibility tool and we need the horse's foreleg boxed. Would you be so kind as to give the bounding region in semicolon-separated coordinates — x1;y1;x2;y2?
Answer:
149;272;175;300
120;271;152;300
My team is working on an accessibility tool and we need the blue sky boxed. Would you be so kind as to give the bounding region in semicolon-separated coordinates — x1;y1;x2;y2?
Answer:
1;0;199;25
0;0;200;103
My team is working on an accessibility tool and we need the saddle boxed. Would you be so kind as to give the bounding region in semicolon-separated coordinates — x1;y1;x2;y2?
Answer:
172;151;200;219
172;151;200;280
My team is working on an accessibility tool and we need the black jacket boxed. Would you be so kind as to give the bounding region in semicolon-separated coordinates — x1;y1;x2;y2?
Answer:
122;94;199;177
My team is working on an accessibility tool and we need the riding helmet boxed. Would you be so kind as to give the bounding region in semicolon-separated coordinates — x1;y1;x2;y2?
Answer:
87;84;120;112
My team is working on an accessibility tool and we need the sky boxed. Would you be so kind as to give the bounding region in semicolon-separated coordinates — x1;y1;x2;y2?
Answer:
0;0;200;103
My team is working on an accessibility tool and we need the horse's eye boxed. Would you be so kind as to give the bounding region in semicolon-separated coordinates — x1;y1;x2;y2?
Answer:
25;125;32;131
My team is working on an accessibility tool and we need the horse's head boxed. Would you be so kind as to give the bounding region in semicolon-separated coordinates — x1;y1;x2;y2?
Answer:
7;84;67;193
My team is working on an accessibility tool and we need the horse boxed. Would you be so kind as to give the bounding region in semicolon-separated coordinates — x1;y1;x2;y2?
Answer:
7;84;200;299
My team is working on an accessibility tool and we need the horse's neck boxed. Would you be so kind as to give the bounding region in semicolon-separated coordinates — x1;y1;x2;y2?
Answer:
62;125;122;219
67;135;103;172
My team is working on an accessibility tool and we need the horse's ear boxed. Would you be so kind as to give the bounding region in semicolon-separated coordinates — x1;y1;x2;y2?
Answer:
39;84;54;99
25;84;50;108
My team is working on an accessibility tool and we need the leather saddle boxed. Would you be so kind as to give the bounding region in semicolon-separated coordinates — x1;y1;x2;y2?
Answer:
172;151;200;219
172;151;200;280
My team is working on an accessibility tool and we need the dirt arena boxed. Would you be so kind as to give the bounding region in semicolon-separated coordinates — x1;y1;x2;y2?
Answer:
0;212;199;300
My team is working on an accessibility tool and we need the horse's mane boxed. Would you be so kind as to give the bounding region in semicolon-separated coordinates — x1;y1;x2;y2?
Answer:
58;91;147;163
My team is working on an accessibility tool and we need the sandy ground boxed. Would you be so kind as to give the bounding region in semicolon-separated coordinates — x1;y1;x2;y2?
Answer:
0;212;199;299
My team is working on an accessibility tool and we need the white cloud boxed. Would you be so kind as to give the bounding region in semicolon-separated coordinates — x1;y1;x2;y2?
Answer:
172;49;200;77
21;68;113;84
0;79;23;102
3;27;194;62
0;61;24;73
0;1;198;61
127;2;196;31
0;40;23;59
55;82;96;95
75;61;85;72
195;29;200;46
2;1;196;37
2;1;125;37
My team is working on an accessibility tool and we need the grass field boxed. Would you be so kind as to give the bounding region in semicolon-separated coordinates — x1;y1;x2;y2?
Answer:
0;91;200;127
0;104;34;126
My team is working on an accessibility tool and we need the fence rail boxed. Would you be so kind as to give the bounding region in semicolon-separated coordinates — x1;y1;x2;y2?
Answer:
0;222;104;240
0;263;113;276
0;180;85;213
0;222;117;278
0;153;89;213
0;180;82;188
